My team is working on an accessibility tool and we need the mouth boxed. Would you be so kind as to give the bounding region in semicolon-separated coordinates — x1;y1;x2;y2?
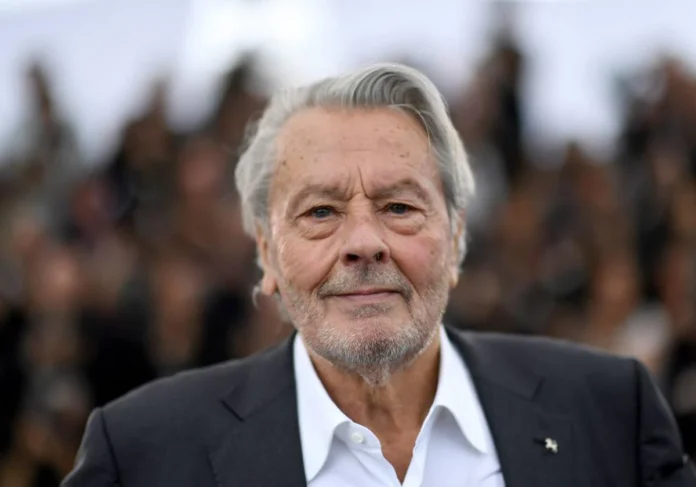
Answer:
329;289;401;303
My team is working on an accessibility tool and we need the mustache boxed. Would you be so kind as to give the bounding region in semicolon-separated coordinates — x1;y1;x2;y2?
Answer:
317;265;412;301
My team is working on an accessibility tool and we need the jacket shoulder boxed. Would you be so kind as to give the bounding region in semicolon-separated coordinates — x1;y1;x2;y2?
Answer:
101;339;290;432
456;330;638;381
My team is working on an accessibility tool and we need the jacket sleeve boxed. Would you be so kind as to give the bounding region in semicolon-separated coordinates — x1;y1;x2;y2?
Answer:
61;408;121;487
635;359;696;486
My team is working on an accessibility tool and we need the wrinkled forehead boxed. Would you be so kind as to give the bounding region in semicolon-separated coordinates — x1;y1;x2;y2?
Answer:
275;106;431;164
267;107;446;218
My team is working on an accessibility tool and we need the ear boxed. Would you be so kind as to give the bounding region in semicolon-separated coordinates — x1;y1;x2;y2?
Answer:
255;224;279;296
448;213;465;289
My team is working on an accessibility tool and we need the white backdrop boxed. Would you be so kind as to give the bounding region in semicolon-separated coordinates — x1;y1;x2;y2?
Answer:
1;0;696;164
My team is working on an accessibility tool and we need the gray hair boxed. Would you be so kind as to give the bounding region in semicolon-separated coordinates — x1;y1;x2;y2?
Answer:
234;62;475;272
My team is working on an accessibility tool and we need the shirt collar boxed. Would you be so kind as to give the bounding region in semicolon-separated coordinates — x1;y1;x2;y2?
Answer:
294;333;350;482
433;325;489;454
293;325;489;482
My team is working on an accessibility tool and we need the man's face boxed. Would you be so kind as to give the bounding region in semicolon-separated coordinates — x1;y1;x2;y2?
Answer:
257;107;461;381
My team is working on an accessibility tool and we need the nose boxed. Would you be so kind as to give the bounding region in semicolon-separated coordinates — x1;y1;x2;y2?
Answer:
339;214;390;266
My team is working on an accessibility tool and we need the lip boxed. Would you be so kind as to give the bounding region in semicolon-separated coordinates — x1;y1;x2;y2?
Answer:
336;288;399;296
330;290;400;303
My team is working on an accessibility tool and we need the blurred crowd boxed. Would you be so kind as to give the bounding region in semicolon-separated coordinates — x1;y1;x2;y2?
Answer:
1;35;696;485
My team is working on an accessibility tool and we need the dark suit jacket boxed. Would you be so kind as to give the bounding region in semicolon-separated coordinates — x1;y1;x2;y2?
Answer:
63;328;696;486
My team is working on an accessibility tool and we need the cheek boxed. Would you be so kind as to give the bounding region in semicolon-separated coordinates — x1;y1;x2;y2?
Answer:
276;234;336;292
391;231;449;288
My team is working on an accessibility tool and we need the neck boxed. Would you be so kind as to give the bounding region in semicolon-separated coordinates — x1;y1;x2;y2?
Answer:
307;330;441;436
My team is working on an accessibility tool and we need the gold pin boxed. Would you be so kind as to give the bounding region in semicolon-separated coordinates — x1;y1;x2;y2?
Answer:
544;438;558;454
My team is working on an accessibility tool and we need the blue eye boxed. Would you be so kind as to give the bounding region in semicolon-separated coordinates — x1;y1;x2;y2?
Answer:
309;206;334;219
387;203;410;215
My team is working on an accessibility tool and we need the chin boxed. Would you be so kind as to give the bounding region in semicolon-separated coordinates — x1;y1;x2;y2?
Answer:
331;312;408;338
323;315;428;353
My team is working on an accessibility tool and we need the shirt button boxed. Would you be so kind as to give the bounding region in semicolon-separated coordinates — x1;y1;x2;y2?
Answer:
350;432;365;444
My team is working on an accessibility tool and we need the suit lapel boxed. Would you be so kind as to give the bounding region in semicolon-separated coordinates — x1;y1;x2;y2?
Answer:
448;329;575;487
208;335;306;487
473;378;575;487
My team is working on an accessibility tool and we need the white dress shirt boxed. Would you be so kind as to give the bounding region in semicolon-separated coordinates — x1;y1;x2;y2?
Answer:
294;325;506;487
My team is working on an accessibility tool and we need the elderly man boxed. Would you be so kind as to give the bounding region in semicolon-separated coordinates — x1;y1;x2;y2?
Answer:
63;64;695;487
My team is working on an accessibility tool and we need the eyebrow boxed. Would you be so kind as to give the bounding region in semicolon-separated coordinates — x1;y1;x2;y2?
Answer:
368;179;433;204
285;178;433;216
286;183;349;216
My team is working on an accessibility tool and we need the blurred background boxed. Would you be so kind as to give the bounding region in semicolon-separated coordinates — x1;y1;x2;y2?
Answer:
1;0;696;484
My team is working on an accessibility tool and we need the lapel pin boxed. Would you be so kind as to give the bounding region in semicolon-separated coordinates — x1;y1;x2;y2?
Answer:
544;438;559;454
